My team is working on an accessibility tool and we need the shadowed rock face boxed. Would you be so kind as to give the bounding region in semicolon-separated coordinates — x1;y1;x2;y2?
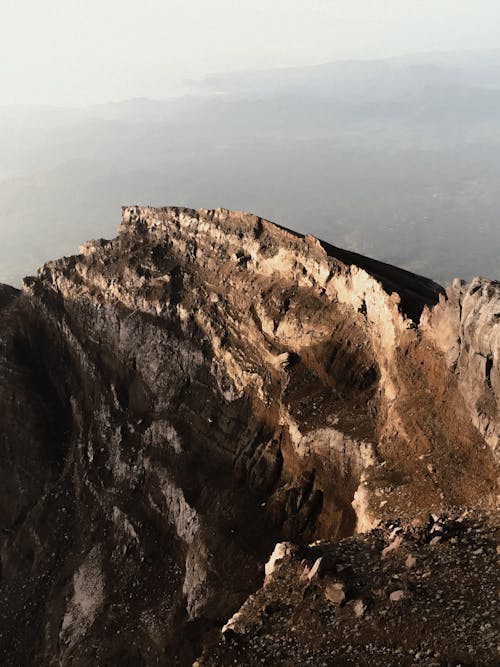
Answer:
0;207;498;666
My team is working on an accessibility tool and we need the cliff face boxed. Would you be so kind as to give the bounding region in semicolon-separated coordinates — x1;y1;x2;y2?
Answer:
0;207;498;666
421;277;500;459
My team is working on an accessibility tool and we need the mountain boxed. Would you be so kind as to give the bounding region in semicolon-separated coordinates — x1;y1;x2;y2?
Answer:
2;50;500;287
0;207;498;665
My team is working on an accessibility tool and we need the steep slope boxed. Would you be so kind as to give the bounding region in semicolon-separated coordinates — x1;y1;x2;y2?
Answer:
0;207;498;666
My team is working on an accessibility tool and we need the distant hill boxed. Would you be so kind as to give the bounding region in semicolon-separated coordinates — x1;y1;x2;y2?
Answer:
1;50;500;285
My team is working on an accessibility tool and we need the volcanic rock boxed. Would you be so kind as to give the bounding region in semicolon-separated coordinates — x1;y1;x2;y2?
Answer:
0;206;498;666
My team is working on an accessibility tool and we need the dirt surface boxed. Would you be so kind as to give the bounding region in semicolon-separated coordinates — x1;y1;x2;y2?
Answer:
202;511;499;666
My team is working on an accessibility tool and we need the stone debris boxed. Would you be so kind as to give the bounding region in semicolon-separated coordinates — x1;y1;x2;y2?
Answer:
265;542;292;581
307;557;323;581
202;511;499;666
324;582;346;605
351;599;366;618
405;554;417;569
382;536;403;559
389;589;405;602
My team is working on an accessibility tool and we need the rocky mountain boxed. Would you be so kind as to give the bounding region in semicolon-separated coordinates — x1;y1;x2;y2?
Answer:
0;207;498;666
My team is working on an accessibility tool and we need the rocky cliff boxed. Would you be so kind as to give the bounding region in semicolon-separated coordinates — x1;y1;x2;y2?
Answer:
0;207;498;666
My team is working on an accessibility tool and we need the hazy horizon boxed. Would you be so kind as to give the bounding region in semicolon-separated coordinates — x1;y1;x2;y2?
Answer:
1;2;499;287
2;1;500;106
2;45;500;111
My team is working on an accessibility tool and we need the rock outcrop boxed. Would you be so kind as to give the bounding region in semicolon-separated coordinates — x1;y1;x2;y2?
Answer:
0;207;498;665
421;277;500;459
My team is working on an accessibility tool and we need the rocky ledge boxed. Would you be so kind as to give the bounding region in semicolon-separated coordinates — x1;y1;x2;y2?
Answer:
0;207;498;665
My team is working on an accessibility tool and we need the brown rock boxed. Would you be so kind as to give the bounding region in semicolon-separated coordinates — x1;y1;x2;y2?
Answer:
325;582;346;605
389;590;405;602
307;557;323;581
0;206;498;665
405;555;417;569
382;536;403;559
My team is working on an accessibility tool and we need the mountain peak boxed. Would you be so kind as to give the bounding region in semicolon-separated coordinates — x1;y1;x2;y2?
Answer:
1;206;498;664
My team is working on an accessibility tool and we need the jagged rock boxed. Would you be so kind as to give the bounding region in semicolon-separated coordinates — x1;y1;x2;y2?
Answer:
0;206;498;666
307;557;323;581
382;536;403;559
421;277;500;459
264;542;294;582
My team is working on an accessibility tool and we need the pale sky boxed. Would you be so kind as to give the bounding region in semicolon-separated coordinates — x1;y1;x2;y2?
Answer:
1;0;500;106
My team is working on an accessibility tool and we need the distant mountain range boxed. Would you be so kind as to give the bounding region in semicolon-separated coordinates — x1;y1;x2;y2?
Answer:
1;49;500;286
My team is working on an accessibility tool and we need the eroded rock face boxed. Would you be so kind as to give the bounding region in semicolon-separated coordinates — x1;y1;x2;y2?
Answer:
0;207;498;665
421;277;500;459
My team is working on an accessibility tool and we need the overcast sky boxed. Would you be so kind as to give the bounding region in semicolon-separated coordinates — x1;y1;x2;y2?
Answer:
1;0;500;106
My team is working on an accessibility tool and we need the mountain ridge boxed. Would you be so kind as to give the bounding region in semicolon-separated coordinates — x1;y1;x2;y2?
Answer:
0;206;498;665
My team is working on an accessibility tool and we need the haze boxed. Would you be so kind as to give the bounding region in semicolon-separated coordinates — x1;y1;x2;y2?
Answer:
1;1;499;285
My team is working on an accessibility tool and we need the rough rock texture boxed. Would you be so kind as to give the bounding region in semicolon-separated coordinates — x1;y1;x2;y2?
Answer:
0;206;498;666
421;277;500;459
204;510;500;667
